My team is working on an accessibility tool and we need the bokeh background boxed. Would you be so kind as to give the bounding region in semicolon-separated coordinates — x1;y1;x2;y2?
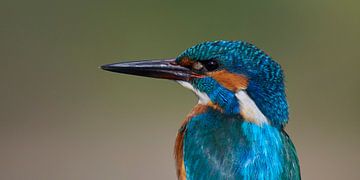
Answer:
1;0;359;179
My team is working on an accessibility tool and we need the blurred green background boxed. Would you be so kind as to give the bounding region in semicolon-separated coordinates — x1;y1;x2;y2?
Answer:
1;0;359;179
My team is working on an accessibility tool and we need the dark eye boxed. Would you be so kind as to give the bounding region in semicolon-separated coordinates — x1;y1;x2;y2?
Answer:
202;60;219;71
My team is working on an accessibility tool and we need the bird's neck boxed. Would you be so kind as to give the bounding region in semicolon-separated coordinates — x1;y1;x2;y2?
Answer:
178;79;288;127
181;106;285;179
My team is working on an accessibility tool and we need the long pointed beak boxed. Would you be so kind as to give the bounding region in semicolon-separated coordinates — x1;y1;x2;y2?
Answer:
101;59;200;81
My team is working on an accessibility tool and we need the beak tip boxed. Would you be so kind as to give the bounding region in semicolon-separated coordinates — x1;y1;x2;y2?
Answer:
100;64;111;71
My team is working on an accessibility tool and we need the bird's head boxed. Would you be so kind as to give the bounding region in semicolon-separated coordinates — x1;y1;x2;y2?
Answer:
102;41;288;127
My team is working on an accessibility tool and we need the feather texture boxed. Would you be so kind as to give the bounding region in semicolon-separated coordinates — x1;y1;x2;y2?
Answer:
183;107;300;180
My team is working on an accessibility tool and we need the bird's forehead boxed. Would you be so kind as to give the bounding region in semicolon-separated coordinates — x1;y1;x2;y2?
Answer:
176;41;242;62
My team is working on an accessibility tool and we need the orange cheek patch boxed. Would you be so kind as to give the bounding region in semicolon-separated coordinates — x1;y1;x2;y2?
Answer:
208;70;249;92
179;57;193;67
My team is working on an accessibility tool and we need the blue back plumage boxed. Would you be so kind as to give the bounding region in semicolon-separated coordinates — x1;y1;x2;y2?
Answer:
184;108;300;180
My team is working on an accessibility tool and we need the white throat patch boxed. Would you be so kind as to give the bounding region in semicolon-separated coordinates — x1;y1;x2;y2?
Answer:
177;81;211;105
235;91;268;125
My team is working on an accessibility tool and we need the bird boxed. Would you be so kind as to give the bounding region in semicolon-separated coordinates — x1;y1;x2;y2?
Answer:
101;40;300;180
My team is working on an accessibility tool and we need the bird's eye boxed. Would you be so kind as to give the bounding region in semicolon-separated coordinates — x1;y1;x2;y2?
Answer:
202;60;219;71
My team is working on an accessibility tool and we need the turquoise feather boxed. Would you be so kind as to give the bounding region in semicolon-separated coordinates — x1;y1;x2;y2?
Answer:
183;108;300;180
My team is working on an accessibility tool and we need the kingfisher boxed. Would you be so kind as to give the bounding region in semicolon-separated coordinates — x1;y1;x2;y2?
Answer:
101;40;300;180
